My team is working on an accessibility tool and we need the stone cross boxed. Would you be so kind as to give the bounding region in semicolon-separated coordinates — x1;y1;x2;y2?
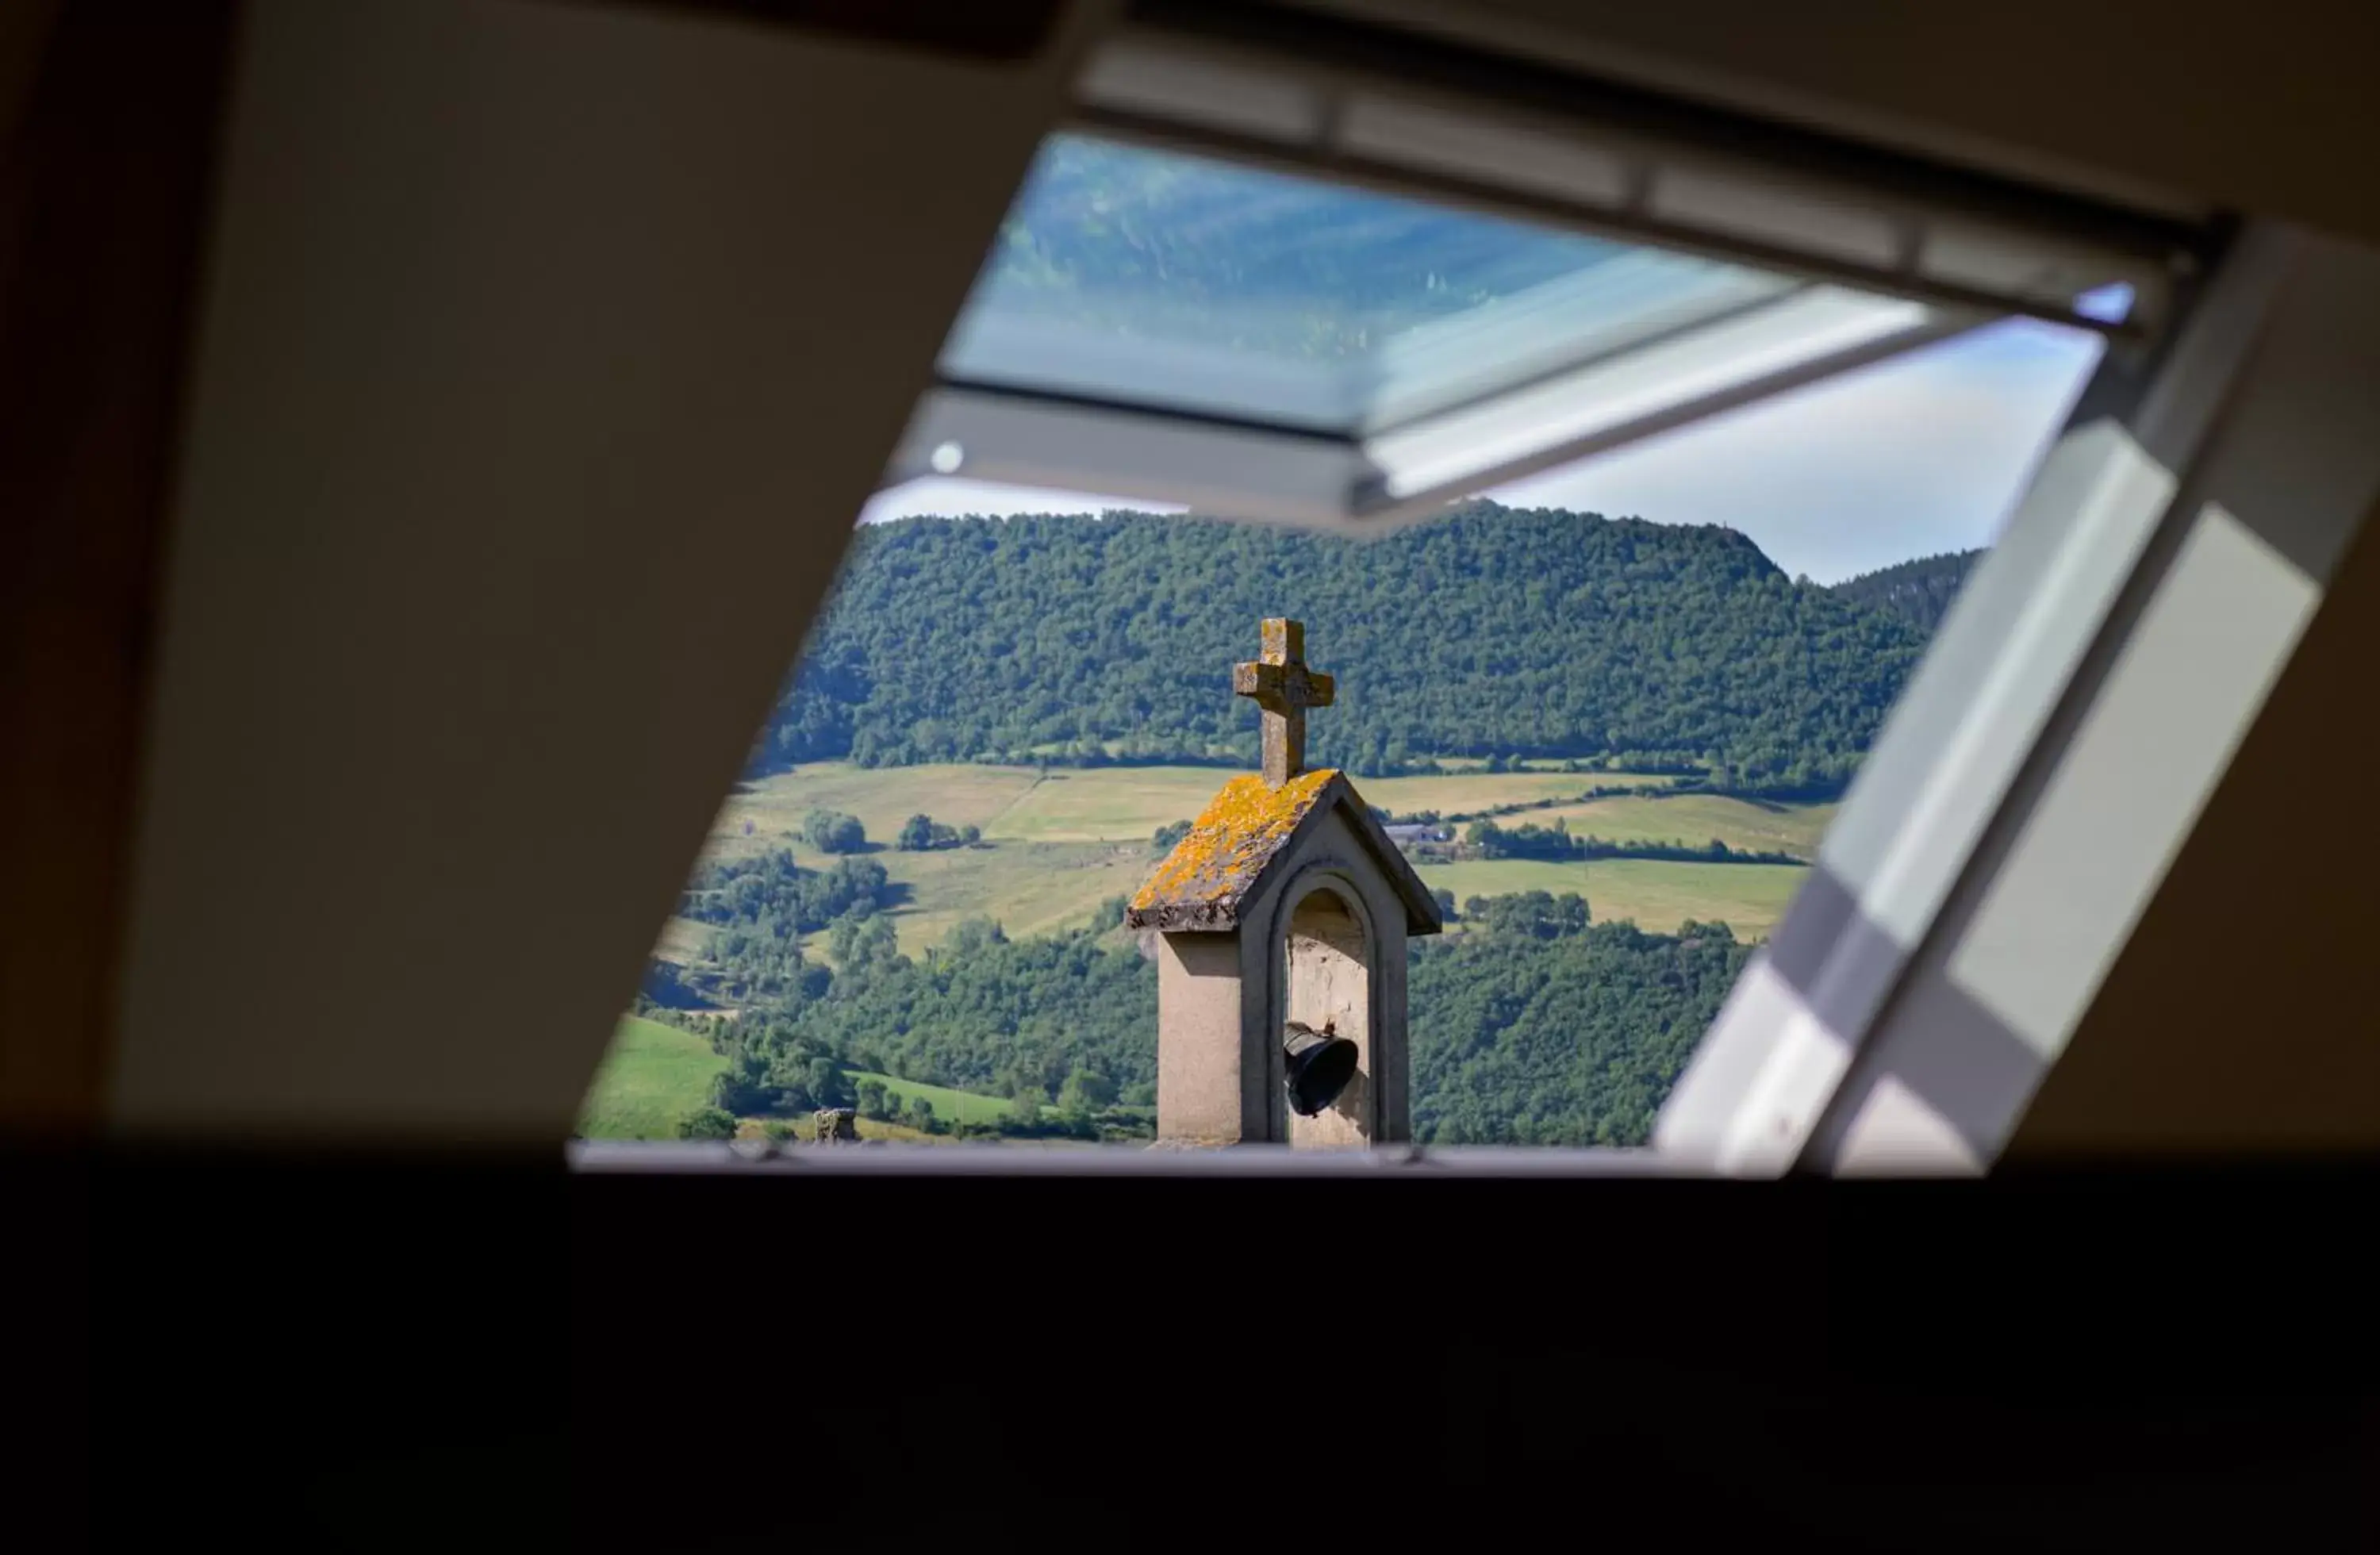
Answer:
1233;618;1335;787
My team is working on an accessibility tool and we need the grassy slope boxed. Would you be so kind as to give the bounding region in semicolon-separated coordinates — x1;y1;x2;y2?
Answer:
592;767;1825;1128
648;915;713;966
1418;857;1810;938
1526;793;1838;859
662;762;1825;954
708;763;1671;854
845;1069;1014;1127
701;763;1042;860
855;839;1150;951
988;766;1671;841
577;1015;726;1139
578;1019;1010;1141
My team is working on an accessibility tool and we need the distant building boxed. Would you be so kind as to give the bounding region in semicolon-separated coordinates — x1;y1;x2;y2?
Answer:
1384;823;1452;844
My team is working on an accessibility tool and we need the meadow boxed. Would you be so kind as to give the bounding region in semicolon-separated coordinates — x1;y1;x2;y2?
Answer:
658;762;1822;955
1417;857;1810;937
1528;792;1837;859
578;1015;727;1138
844;1068;1015;1127
589;763;1824;1136
575;1017;1015;1139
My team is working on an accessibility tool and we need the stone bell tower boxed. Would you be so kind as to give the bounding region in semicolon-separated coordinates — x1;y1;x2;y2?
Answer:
1127;620;1441;1147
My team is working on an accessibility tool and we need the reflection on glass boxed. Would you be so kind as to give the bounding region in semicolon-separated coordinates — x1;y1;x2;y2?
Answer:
940;134;1798;436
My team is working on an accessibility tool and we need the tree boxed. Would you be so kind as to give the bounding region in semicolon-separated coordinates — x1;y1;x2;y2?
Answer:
958;824;981;847
1058;1065;1116;1115
1829;548;1983;633
805;1055;848;1109
827;912;900;972
942;916;1005;956
905;1096;936;1131
804;808;866;854
709;1062;771;1115
677;847;892;947
1432;887;1457;921
855;1080;889;1120
674;1106;738;1140
1408;914;1746;1146
897;812;936;851
694;889;1744;1147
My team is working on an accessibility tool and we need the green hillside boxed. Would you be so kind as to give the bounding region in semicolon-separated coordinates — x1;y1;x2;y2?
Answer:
1411;914;1750;1145
667;904;1747;1148
1829;548;1982;634
578;1015;727;1139
845;1069;1016;1128
1420;857;1809;935
767;505;1929;790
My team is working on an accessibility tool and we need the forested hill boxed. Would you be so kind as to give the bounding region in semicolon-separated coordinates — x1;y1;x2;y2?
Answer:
1828;549;1982;635
764;504;1933;789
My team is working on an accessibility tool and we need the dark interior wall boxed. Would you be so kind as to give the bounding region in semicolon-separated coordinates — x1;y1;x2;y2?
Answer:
0;1;234;1135
2008;494;2380;1159
99;0;1105;1145
1307;0;2379;241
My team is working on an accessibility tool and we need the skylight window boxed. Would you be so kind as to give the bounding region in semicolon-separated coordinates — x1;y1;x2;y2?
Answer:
572;17;2250;1170
903;135;1967;528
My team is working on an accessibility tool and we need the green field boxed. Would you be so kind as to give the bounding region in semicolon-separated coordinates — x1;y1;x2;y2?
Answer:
704;762;1042;861
708;762;1672;854
992;766;1676;842
659;762;1826;956
649;914;713;964
845;1069;1015;1127
578;1014;727;1138
575;1016;1012;1140
593;764;1830;1137
1527;792;1837;859
850;839;1150;958
1417;857;1810;938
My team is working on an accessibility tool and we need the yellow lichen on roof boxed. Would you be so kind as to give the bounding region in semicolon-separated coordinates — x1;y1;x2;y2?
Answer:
1130;768;1339;912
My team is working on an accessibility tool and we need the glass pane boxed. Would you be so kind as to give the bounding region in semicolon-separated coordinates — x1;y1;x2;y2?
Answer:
939;133;1801;437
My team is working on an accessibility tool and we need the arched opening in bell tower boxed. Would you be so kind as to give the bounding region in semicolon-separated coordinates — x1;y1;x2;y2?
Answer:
1280;879;1373;1146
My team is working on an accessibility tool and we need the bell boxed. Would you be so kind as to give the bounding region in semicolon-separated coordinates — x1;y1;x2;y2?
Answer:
1282;1021;1359;1117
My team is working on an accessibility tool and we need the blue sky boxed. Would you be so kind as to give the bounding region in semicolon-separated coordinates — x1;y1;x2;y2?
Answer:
861;315;2103;585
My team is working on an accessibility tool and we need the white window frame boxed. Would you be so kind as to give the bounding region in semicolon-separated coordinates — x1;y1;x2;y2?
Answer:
882;11;2188;532
1659;221;2380;1174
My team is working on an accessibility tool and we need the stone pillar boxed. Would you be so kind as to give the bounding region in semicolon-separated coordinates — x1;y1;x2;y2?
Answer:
1154;931;1257;1146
